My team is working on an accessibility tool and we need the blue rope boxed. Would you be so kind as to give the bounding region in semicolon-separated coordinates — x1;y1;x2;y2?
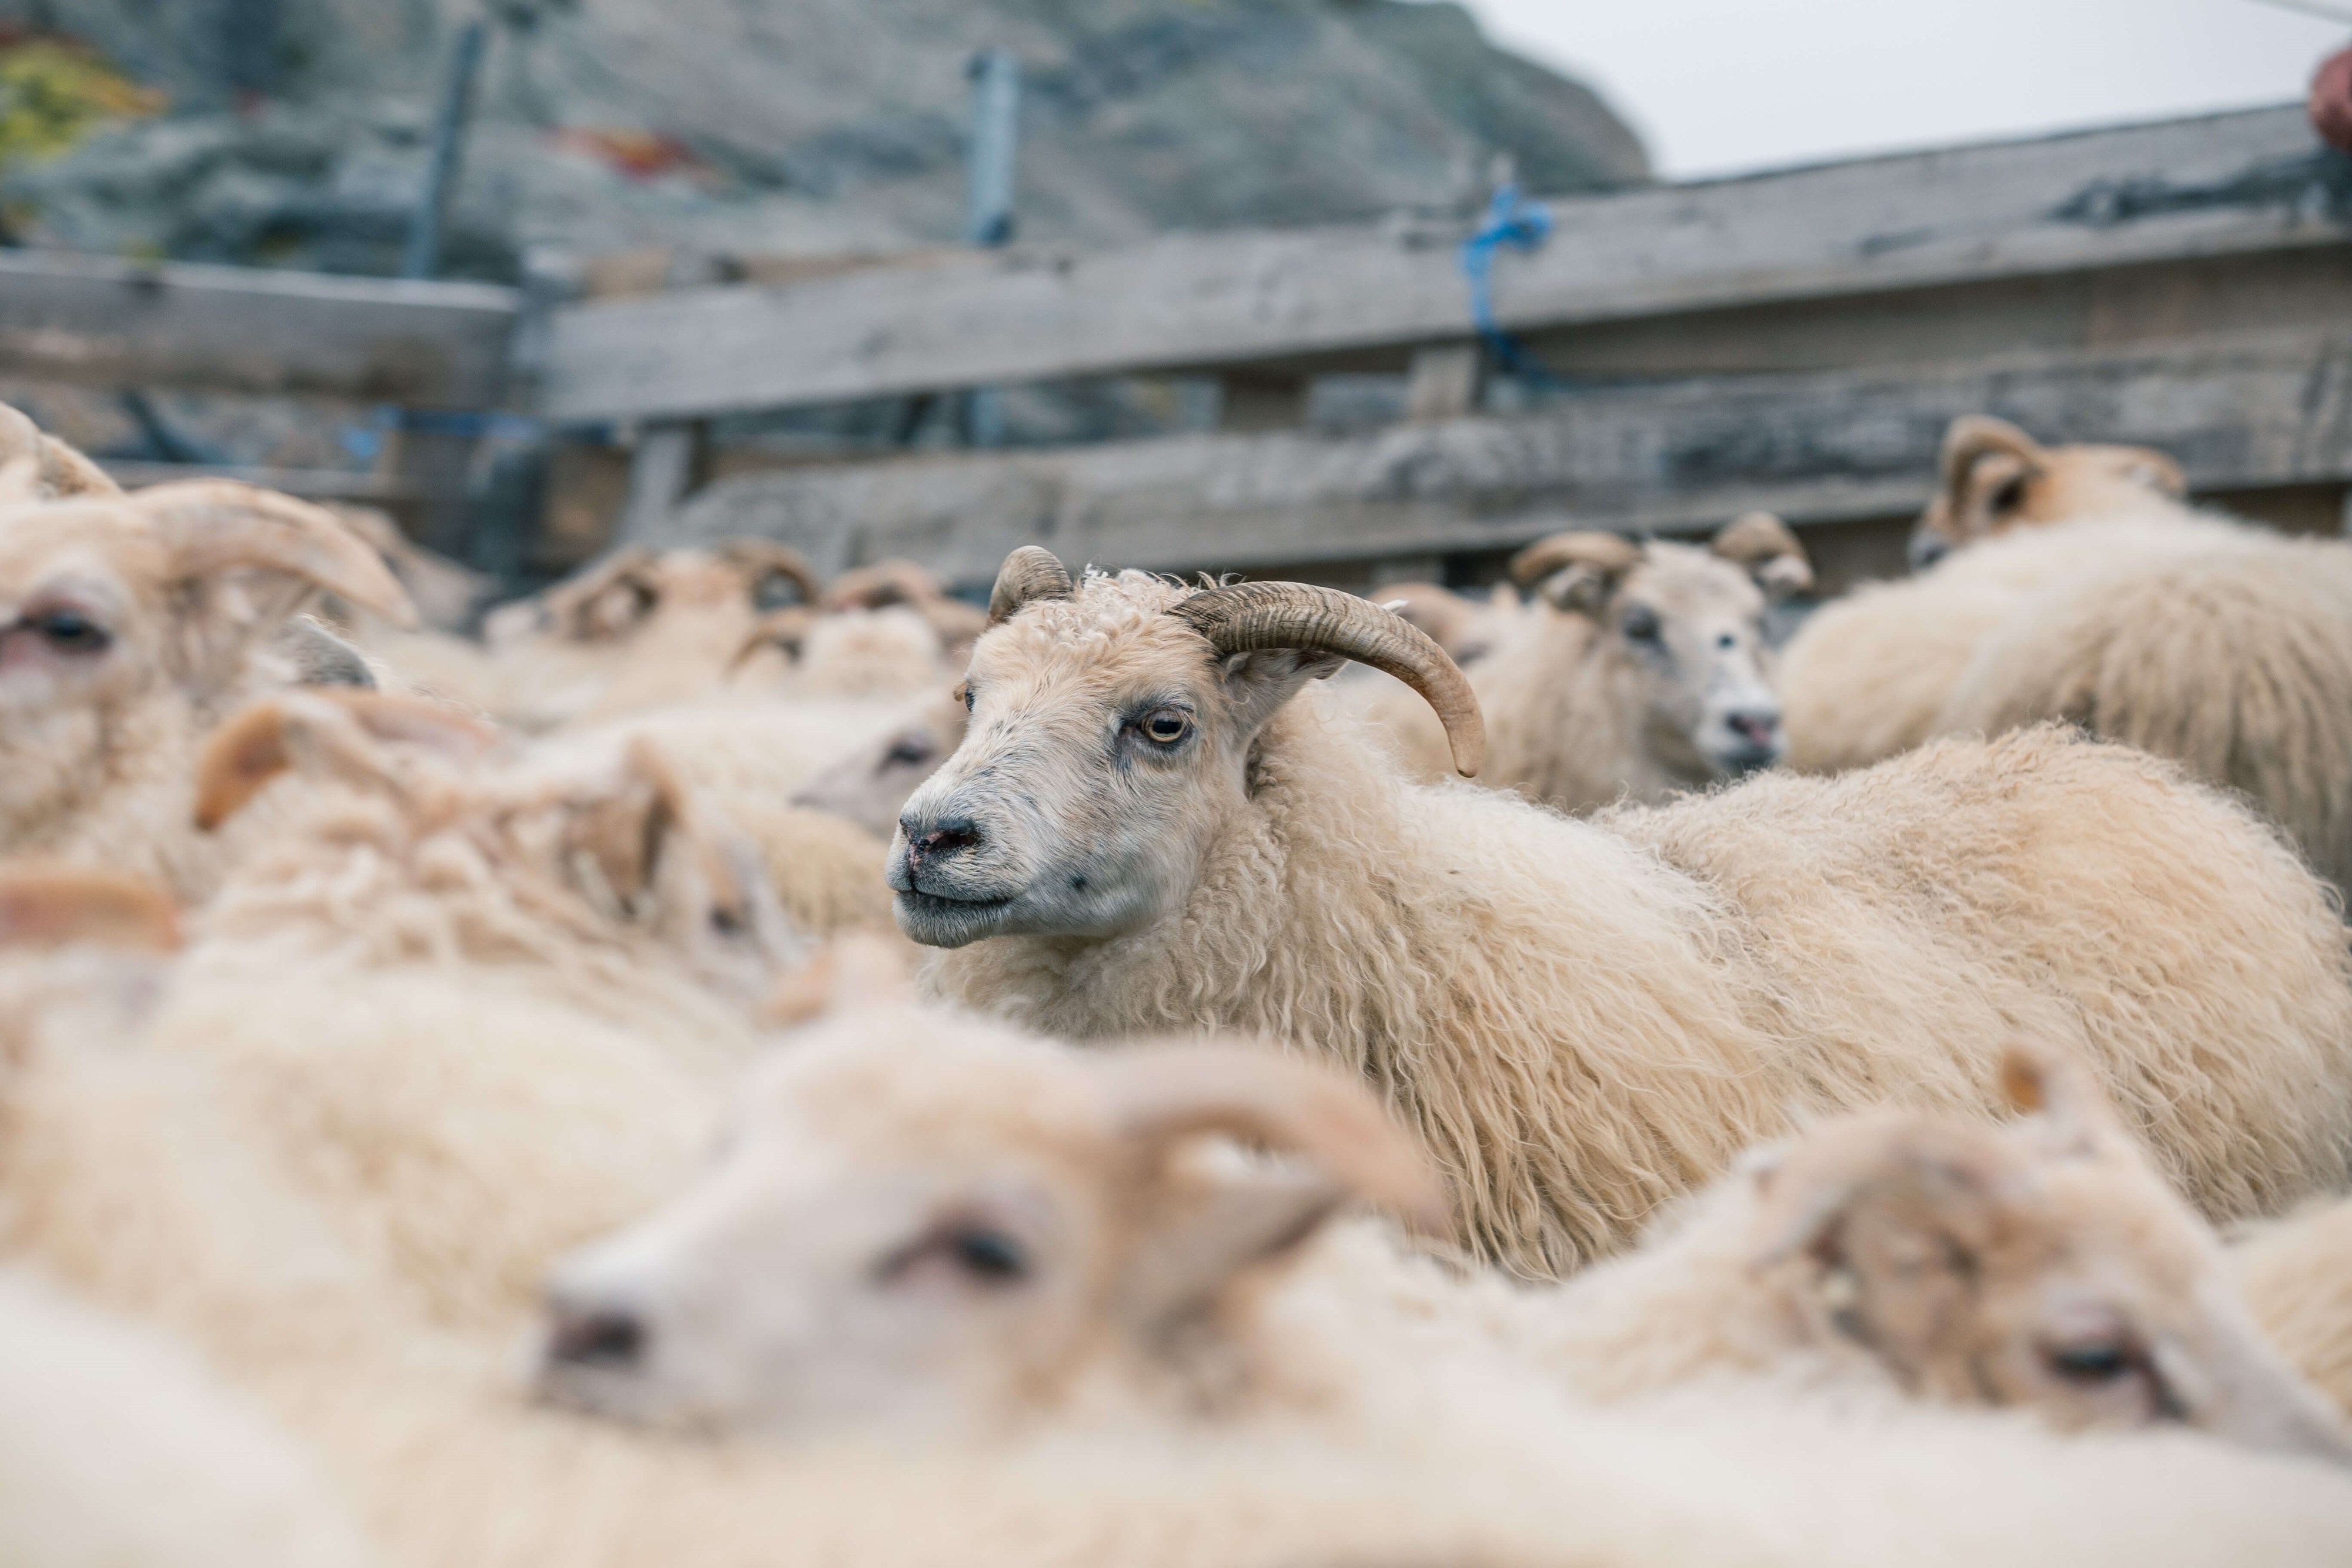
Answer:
1458;182;1559;383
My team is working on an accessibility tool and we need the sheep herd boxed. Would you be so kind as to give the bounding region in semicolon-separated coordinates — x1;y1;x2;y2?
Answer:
2;393;2352;1566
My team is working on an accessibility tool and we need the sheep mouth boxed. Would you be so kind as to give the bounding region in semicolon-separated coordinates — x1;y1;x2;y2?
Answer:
894;885;1022;947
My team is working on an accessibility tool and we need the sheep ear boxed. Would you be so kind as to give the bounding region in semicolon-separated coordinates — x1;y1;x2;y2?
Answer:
270;615;377;690
0;402;120;500
0;862;180;952
193;691;497;830
1117;1169;1351;1335
1711;511;1814;601
1999;1042;2129;1160
2118;451;2187;499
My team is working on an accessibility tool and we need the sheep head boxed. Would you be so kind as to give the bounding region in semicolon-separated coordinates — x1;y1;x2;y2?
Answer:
536;1012;1447;1439
826;559;989;661
1509;517;1809;780
790;687;970;838
522;541;821;647
0;477;414;848
1910;416;2187;569
890;552;1481;950
1749;1044;2352;1461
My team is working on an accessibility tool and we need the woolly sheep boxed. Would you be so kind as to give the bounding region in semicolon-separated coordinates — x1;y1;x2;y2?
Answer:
895;549;2352;1276
0;467;416;899
1359;515;1809;808
4;915;2348;1568
733;601;954;698
824;557;990;663
543;1012;2350;1464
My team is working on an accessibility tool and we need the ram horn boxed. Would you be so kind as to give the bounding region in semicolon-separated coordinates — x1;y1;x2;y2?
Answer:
1171;580;1485;777
1508;530;1643;591
988;546;1074;625
1939;415;2049;489
138;481;418;627
719;539;824;608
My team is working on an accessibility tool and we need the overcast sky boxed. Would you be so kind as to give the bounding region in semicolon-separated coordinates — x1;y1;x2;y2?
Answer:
1458;0;2352;179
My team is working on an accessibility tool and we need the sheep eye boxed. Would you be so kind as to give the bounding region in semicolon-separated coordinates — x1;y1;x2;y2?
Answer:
947;1227;1027;1282
709;904;745;937
32;609;108;654
1989;476;2027;515
751;571;804;611
956;683;974;714
1620;606;1661;643
1715;631;1737;651
2046;1342;2133;1383
1138;709;1191;745
883;735;935;768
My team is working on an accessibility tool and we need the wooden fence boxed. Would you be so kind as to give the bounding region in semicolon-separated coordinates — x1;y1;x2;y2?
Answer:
0;104;2346;590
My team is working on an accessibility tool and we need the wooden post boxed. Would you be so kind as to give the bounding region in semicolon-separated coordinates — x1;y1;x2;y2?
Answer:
617;421;706;546
1406;343;1485;422
962;48;1021;449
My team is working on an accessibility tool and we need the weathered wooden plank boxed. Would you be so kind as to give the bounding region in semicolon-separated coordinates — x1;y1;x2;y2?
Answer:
0;251;518;407
98;460;428;502
541;106;2352;422
662;329;2352;583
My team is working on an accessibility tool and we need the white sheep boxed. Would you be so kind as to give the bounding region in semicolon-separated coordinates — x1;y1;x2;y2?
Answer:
1359;515;1808;808
2236;1196;2352;1424
894;549;2352;1277
1780;416;2352;893
544;1012;2350;1463
0;469;416;900
5;901;2348;1568
788;686;969;838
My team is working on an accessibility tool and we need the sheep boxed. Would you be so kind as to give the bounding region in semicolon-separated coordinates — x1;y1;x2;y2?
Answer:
732;601;953;698
0;1266;374;1568
1907;414;2188;569
789;686;969;838
544;1011;2351;1468
478;540;823;729
0;470;416;900
170;688;813;1326
0;399;123;502
824;557;991;663
5;918;2348;1568
1358;516;1809;808
2236;1196;2352;1423
1780;417;2352;893
895;547;2352;1277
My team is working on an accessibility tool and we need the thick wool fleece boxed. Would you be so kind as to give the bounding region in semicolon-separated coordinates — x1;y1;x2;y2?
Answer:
1779;510;2243;775
1936;535;2352;898
927;576;2352;1276
2237;1196;2352;1420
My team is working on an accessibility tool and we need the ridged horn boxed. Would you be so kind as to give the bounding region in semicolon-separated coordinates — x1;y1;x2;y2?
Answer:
1712;511;1814;597
1097;1043;1454;1240
136;481;417;628
1508;530;1643;590
988;546;1073;625
1171;580;1485;777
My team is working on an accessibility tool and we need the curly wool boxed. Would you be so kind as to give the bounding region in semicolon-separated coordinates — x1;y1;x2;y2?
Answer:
928;576;2352;1277
2236;1196;2352;1420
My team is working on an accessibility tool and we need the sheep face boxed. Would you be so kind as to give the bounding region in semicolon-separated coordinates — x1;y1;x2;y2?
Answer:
1546;543;1786;778
538;1019;1117;1437
889;573;1340;949
790;688;970;838
537;1012;1444;1440
0;486;410;849
1752;1053;2352;1459
1910;416;2186;569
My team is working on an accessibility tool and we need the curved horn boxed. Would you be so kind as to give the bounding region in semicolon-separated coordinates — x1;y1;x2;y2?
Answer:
1940;415;2049;489
825;559;945;612
1712;511;1815;598
0;402;117;501
0;862;180;952
136;482;417;628
540;548;660;640
988;546;1073;626
1508;530;1643;591
1097;1043;1452;1239
1175;581;1484;776
720;539;823;607
726;606;814;673
193;690;499;831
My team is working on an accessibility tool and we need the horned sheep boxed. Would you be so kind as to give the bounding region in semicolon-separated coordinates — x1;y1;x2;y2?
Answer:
1359;515;1808;808
894;548;2352;1276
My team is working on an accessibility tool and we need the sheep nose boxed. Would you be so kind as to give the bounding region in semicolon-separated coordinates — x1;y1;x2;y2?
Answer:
903;814;983;863
1907;531;1950;571
1727;711;1779;748
546;1302;649;1370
